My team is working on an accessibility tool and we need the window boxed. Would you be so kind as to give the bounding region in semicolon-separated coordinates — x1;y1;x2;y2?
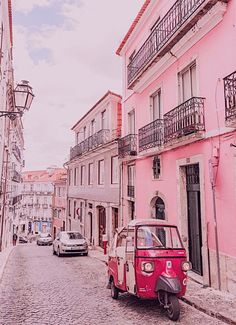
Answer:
76;132;80;144
88;163;93;185
101;110;106;129
73;201;76;219
111;156;118;184
178;62;197;103
68;199;71;216
83;126;86;140
129;50;136;63
128;110;135;134
80;165;85;185
90;119;96;135
98;160;105;185
150;89;161;121
69;169;73;186
74;167;77;186
153;156;161;179
128;165;135;186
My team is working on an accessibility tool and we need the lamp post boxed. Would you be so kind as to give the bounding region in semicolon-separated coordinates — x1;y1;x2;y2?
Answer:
0;80;34;120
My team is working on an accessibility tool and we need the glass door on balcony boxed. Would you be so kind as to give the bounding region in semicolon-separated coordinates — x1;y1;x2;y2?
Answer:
179;62;197;103
128;110;135;134
127;165;135;198
151;89;162;121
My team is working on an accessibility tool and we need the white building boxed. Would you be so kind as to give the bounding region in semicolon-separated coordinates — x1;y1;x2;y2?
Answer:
67;91;122;247
21;168;65;235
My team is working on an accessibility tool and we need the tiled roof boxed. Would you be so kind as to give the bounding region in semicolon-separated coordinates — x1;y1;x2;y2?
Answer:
116;0;151;56
23;168;66;183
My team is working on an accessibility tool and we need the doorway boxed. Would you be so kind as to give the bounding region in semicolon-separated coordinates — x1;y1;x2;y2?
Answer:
98;206;106;247
186;164;203;275
88;212;93;244
112;208;118;236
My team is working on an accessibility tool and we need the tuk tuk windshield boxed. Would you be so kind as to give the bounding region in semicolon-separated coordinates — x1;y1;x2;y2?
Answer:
136;225;183;250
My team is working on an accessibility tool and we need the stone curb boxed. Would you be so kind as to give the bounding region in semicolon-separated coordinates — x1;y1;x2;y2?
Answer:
180;297;236;325
0;246;14;283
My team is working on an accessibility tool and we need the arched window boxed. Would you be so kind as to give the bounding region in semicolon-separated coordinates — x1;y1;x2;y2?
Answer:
155;197;165;220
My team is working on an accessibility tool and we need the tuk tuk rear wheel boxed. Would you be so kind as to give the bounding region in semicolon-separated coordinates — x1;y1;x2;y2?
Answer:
110;279;119;300
167;295;180;321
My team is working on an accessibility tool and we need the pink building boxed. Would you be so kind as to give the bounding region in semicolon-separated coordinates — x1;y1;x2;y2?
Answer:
117;0;236;294
52;172;67;239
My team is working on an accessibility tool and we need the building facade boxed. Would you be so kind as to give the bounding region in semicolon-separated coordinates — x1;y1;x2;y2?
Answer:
21;168;65;236
0;0;25;251
117;0;235;293
52;171;67;239
67;91;121;247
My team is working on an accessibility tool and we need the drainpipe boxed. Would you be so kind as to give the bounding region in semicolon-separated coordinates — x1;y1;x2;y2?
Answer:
208;155;221;290
119;161;124;227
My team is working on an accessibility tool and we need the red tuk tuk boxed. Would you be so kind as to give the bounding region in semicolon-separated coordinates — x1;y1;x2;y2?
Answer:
107;219;191;321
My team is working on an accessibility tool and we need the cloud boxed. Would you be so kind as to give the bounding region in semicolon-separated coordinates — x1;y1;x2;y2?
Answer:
13;0;144;170
14;0;53;14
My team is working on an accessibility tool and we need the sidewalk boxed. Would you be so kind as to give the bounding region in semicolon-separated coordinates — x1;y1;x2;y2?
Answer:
0;245;14;283
89;247;236;325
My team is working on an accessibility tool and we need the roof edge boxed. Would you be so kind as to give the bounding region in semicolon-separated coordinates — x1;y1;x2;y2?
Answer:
71;90;122;131
116;0;151;56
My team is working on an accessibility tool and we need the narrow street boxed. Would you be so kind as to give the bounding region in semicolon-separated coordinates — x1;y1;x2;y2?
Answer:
0;244;225;325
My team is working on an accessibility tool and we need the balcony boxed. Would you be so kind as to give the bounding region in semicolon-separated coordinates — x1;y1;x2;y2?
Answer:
70;129;110;160
164;97;205;144
127;0;227;88
12;170;21;183
127;185;135;198
224;70;236;126
118;134;137;158
12;143;21;162
139;119;164;152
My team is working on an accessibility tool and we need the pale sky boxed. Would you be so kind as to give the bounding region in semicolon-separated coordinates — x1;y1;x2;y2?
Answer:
12;0;144;170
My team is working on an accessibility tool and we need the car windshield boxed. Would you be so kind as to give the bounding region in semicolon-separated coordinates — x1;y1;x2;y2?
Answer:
136;225;183;250
41;233;51;238
62;232;84;240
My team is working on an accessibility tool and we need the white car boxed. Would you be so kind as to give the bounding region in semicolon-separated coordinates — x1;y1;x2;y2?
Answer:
37;233;53;246
53;231;88;257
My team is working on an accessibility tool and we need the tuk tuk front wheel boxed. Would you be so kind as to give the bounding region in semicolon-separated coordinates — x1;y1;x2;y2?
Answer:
110;279;119;300
167;295;180;321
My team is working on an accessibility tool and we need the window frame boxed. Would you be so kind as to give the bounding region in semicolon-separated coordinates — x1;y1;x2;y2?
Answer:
98;159;105;185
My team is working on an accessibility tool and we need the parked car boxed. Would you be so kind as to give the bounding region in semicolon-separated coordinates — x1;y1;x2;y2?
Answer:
37;233;53;246
19;236;28;244
53;231;88;257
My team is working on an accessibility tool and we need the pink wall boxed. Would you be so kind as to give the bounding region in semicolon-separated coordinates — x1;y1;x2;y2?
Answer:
120;0;236;261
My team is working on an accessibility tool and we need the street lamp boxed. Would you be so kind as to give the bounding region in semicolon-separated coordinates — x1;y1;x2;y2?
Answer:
0;80;34;121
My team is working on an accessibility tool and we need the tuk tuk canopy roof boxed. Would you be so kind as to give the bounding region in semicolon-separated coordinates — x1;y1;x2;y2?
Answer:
127;218;176;228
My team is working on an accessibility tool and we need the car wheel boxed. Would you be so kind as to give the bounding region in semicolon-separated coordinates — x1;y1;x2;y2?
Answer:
110;278;119;300
57;246;61;257
83;252;88;256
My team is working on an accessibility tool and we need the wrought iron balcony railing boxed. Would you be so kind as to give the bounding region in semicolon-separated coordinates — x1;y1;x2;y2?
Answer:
224;70;236;123
127;185;135;198
70;129;110;160
12;170;22;183
127;0;224;88
139;119;164;152
12;143;21;162
118;134;137;158
164;97;205;143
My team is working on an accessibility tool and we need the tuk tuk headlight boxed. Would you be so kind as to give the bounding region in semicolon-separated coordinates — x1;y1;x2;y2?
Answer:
182;261;192;272
141;261;154;273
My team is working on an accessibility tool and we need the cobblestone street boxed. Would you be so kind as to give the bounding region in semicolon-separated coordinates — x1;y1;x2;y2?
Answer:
0;244;226;325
